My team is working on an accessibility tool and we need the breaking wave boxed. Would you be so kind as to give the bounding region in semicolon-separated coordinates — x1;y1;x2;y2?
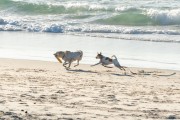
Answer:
1;17;180;36
1;0;180;25
0;0;180;43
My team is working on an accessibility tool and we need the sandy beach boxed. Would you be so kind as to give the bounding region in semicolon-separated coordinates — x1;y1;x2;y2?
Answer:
1;0;180;119
0;58;180;119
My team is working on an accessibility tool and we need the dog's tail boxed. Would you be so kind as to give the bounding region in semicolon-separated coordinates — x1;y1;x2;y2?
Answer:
111;55;117;59
78;50;83;60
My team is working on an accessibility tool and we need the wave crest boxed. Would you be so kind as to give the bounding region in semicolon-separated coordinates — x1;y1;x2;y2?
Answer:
1;17;180;35
146;8;180;25
1;0;180;26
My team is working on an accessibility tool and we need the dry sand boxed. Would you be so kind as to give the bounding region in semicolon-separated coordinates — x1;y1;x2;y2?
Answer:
0;58;180;120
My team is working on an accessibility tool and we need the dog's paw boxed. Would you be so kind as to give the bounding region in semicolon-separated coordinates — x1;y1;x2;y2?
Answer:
65;67;71;70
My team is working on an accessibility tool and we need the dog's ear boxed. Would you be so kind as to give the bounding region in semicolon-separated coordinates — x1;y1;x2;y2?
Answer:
100;52;102;55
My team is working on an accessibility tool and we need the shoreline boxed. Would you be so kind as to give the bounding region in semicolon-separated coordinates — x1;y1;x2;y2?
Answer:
1;32;180;71
0;58;180;119
0;57;179;72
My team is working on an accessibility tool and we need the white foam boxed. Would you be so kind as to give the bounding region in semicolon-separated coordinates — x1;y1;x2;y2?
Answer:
89;4;107;10
26;24;42;32
0;16;180;43
43;24;64;33
66;2;88;8
146;8;180;25
0;18;7;25
75;24;180;35
115;6;136;12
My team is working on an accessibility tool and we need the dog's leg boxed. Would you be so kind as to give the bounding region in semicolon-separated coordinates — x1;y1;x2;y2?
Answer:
63;61;68;67
63;62;66;67
67;60;72;69
74;60;79;67
102;64;113;68
120;66;126;71
64;62;68;66
119;66;127;75
124;67;137;75
91;62;101;67
112;59;126;71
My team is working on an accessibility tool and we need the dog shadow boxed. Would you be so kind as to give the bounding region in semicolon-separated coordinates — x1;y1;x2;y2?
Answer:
155;72;176;77
67;69;134;76
67;69;98;74
111;73;134;77
134;70;176;77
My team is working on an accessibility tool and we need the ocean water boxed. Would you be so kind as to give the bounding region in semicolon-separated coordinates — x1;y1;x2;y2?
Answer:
0;0;180;42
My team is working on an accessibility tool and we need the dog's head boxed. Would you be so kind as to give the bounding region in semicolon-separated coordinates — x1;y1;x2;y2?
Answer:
96;52;103;59
54;51;66;63
54;51;65;58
